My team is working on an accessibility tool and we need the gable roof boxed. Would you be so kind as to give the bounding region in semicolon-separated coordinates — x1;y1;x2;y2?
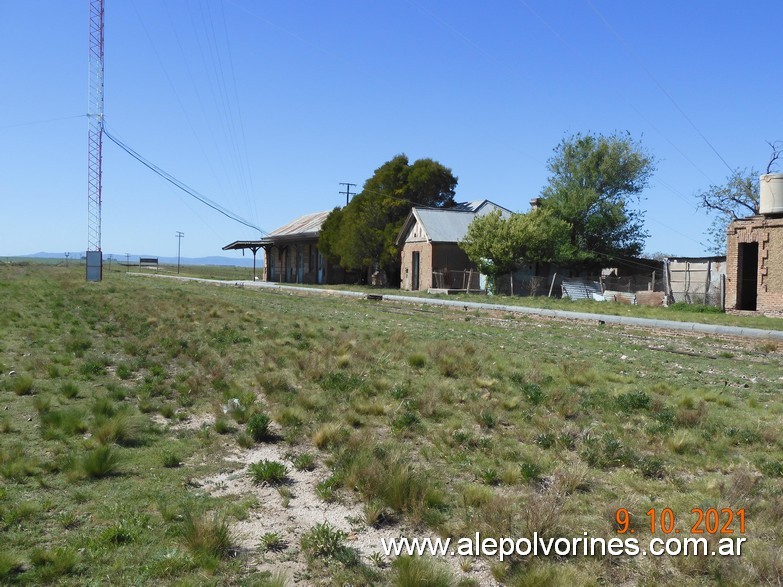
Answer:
395;200;512;245
267;211;330;238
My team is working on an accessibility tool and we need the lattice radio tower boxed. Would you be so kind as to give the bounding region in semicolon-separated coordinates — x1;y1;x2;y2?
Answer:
86;0;104;281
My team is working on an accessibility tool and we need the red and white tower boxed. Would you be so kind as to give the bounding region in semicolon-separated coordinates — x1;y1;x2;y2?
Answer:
86;0;104;281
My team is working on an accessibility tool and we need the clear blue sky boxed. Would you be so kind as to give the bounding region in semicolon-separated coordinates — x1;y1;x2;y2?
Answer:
1;0;780;260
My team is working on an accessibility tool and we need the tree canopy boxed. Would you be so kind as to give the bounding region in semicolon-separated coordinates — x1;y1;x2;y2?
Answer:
697;169;760;255
459;209;572;292
539;132;654;262
318;154;457;278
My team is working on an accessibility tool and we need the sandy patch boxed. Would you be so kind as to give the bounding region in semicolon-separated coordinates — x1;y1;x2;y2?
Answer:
197;441;497;585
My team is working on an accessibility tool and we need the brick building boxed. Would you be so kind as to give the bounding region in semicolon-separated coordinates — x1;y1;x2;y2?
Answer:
725;173;783;313
224;211;347;285
395;200;511;291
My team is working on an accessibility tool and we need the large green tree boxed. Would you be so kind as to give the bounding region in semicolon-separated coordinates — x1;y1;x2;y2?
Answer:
460;209;571;293
318;154;457;280
696;169;759;255
540;132;654;262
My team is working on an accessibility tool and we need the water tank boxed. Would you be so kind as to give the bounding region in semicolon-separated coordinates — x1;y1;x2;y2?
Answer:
760;173;783;215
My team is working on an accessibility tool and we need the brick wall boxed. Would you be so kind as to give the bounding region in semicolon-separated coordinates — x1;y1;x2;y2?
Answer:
726;216;783;312
400;242;433;291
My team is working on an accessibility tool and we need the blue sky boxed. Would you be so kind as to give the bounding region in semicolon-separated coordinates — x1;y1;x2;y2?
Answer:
1;1;780;260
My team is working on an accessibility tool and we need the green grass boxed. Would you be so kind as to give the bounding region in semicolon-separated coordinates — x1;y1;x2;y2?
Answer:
246;411;272;441
248;459;288;485
2;262;783;585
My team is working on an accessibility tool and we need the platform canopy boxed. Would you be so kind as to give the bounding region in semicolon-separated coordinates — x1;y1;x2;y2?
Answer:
222;240;265;252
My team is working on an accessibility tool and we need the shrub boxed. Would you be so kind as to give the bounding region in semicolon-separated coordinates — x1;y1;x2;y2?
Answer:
393;556;454;587
248;460;288;485
616;390;652;412
246;412;272;442
179;511;234;562
92;410;146;446
12;375;34;396
116;363;133;380
520;461;542;483
40;407;89;440
79;355;109;378
29;547;79;583
236;432;254;449
60;382;79;399
320;372;363;393
214;418;234;435
162;451;181;468
316;475;341;502
292;452;316;471
313;423;346;449
300;522;348;560
81;446;120;479
392;411;420;432
259;532;287;553
407;353;427;369
521;382;545;405
638;456;665;479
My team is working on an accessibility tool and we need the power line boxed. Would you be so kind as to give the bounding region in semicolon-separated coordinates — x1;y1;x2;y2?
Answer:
102;123;266;235
0;114;87;131
584;0;735;175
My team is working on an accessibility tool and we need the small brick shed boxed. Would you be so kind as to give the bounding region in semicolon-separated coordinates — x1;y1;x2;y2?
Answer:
726;216;783;313
395;200;511;291
725;174;783;313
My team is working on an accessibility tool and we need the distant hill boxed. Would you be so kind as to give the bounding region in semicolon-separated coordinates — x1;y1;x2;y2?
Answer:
16;252;261;268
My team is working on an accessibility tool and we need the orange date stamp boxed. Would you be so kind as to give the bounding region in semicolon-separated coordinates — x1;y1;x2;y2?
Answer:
615;508;746;535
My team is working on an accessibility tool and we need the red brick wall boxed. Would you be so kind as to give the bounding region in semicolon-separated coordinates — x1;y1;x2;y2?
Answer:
726;217;783;312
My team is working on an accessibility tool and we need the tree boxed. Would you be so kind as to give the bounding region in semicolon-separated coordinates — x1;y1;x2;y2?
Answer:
459;209;571;293
318;154;457;281
696;169;759;255
539;132;654;262
697;142;781;255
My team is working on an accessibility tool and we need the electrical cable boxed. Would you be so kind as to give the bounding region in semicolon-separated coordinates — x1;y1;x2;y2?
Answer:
102;123;266;235
0;114;87;131
584;0;735;174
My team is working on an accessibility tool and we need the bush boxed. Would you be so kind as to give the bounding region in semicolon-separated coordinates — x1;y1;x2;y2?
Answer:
407;354;427;369
12;375;34;396
246;412;272;442
292;452;316;471
60;382;79;399
616;390;651;412
248;460;288;485
393;556;454;587
81;446;120;479
179;511;234;562
300;522;350;561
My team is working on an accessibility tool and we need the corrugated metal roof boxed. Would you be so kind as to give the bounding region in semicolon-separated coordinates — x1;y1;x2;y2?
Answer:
561;278;602;300
267;211;330;238
410;201;511;243
414;208;477;242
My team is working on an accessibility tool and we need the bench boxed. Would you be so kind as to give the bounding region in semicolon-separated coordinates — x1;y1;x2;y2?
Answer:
139;257;159;272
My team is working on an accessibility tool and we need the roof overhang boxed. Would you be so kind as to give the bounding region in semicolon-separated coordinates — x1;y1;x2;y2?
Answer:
222;240;265;251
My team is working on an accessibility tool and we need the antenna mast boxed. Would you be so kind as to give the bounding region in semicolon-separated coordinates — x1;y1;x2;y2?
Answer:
86;0;104;281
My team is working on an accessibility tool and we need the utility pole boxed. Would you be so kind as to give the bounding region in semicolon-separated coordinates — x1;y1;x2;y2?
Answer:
339;182;356;206
64;252;70;267
176;231;184;274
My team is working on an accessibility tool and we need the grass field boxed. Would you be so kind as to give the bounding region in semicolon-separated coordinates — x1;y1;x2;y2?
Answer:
1;262;783;586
